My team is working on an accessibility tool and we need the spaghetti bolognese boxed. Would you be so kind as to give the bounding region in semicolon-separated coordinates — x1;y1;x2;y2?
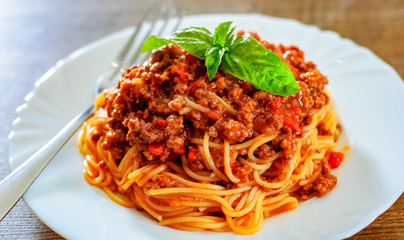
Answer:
77;31;345;234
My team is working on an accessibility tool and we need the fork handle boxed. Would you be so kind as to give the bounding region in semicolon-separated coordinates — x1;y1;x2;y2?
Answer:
0;105;94;221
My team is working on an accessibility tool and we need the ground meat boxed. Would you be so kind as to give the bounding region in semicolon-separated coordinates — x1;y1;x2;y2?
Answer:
233;165;253;182
294;162;338;201
280;137;296;160
150;175;185;189
313;172;337;197
237;99;255;129
168;95;187;113
188;110;209;131
209;119;252;143
126;117;165;144
166;134;186;152
317;122;332;136
100;35;338;199
101;128;127;159
255;144;275;159
106;39;328;148
165;114;184;135
187;149;205;171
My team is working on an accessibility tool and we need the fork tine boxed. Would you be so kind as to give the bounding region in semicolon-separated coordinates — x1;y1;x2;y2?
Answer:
96;4;183;96
111;4;159;70
158;7;178;36
172;10;185;34
127;3;167;65
136;8;184;64
95;4;163;95
102;4;158;83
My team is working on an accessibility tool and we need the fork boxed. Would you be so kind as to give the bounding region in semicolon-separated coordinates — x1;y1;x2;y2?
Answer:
0;4;183;221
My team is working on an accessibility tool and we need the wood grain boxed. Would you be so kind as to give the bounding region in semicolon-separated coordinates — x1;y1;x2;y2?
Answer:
0;0;403;239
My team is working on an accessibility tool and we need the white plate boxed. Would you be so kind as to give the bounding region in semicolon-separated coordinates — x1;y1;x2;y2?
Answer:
9;13;404;240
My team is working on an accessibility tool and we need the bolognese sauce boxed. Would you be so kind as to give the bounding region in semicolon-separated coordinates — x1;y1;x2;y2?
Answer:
78;31;344;234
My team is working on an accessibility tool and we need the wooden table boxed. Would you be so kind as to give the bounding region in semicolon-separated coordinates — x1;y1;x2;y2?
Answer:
0;0;403;239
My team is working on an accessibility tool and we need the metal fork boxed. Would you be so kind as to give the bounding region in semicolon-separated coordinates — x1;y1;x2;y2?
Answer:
0;4;183;221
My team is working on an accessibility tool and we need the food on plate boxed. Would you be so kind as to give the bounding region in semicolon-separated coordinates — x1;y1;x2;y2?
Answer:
78;22;346;234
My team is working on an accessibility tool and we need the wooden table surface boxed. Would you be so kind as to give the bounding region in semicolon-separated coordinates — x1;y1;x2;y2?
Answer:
0;0;403;239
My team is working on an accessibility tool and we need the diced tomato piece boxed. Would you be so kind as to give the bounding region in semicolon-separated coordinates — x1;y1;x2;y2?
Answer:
173;149;185;155
157;118;167;128
284;116;299;130
185;53;198;64
187;149;197;161
148;143;165;156
290;107;301;117
270;97;284;115
329;151;344;169
207;111;221;121
187;81;198;92
171;64;189;83
188;77;205;92
274;106;284;115
270;97;282;110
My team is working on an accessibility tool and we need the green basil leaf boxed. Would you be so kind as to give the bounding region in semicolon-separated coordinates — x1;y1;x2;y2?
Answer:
213;21;236;48
141;35;173;53
141;21;300;96
141;27;214;60
221;36;300;96
205;47;225;80
171;27;214;59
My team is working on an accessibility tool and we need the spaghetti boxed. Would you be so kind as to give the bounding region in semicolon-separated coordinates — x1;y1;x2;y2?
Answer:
77;32;346;235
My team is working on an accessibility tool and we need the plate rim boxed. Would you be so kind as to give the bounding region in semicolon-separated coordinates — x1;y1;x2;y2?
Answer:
8;13;404;239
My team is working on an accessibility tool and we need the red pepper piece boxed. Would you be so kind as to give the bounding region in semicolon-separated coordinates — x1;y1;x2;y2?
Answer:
187;149;197;161
329;151;344;169
157;118;167;128
173;149;185;155
290;107;301;117
171;64;189;83
207;111;221;121
270;96;282;110
148;143;165;156
188;77;205;93
284;116;298;130
270;97;284;115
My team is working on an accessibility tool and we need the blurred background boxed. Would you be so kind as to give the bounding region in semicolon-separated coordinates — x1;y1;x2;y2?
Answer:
0;0;403;239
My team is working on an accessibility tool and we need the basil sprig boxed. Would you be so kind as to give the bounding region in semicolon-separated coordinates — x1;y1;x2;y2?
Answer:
141;21;300;96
